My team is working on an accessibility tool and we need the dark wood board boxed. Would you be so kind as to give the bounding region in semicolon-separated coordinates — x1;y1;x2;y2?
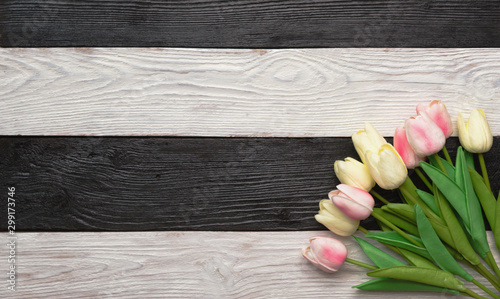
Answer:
1;137;498;231
2;0;500;48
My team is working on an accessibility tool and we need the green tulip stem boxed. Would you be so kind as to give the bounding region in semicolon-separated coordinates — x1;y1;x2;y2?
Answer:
474;263;500;292
442;145;453;165
357;225;369;234
371;210;424;248
463;288;488;299
415;167;433;192
472;279;500;299
345;258;378;270
432;153;449;175
478;153;491;191
369;190;390;205
486;251;500;281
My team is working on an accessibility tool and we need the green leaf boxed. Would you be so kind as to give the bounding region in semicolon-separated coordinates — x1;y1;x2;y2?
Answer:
428;155;456;178
353;236;406;268
434;186;480;265
383;204;416;223
415;190;439;216
352;277;459;294
373;208;419;236
397;248;439;270
464;149;475;169
456;147;490;256
419;161;469;228
469;166;496;230
415;204;474;282
367;266;466;292
365;231;432;260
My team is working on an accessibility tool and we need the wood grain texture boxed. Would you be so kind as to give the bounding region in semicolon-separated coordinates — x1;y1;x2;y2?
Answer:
1;231;497;298
2;48;500;137
1;136;499;231
2;0;500;47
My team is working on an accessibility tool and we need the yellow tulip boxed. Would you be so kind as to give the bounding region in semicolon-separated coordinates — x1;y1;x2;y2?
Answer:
352;123;387;165
365;144;408;190
315;200;359;236
457;109;493;153
334;157;375;191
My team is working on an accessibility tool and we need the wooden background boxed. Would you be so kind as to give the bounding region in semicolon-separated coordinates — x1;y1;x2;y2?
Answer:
1;1;500;298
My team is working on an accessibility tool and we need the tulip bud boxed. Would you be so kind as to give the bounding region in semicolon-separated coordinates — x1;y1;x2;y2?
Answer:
315;199;359;236
457;109;493;153
352;123;387;164
394;127;425;169
334;157;375;191
405;111;446;157
416;100;453;138
328;184;374;220
365;144;408;190
302;237;347;273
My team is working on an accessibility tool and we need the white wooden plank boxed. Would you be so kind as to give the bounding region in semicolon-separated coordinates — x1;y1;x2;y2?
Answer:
1;231;497;298
1;48;499;136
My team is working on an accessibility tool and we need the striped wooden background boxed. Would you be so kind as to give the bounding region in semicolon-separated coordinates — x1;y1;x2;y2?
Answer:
1;1;500;298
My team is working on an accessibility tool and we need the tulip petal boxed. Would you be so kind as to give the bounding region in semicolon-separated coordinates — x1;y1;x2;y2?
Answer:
366;144;408;190
352;123;387;165
417;100;453;138
331;195;372;220
334;157;375;191
405;111;446;156
316;200;359;236
394;127;424;169
310;237;347;272
336;184;375;211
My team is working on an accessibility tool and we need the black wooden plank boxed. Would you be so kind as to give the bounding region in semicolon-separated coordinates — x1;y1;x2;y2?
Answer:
2;0;500;47
1;137;498;231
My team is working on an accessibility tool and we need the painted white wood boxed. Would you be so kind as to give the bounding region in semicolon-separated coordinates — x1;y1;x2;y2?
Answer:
1;231;497;298
1;48;499;136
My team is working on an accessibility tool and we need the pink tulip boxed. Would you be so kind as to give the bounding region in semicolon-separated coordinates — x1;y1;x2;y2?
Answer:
302;237;347;273
394;126;425;169
405;111;446;157
416;100;453;138
328;184;374;220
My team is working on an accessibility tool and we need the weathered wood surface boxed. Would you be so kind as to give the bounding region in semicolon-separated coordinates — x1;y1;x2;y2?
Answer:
1;231;497;298
2;1;500;48
1;136;499;231
1;48;500;136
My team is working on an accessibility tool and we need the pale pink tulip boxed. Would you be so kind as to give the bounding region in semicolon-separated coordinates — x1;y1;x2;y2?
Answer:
405;111;446;157
328;184;374;220
394;127;425;169
416;100;453;138
302;237;347;273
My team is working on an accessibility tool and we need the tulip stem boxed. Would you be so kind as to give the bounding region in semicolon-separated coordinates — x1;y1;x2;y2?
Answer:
371;210;424;248
472;279;500;299
486;251;500;280
345;258;378;270
369;190;390;205
473;262;500;292
442;145;453;165
357;226;369;234
415;167;433;192
478;153;491;192
432;153;448;175
463;288;487;299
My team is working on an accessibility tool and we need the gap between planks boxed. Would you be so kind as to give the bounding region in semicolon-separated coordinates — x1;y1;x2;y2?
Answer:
0;231;497;298
1;48;500;136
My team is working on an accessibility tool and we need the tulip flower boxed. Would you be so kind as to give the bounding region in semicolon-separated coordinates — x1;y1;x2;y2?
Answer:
416;100;453;138
405;111;446;157
315;199;359;236
352;123;387;165
334;157;375;191
394;127;425;169
365;144;408;190
328;184;374;220
457;109;493;153
302;237;347;273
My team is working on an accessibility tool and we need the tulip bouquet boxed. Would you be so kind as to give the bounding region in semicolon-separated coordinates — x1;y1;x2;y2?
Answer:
303;101;500;298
